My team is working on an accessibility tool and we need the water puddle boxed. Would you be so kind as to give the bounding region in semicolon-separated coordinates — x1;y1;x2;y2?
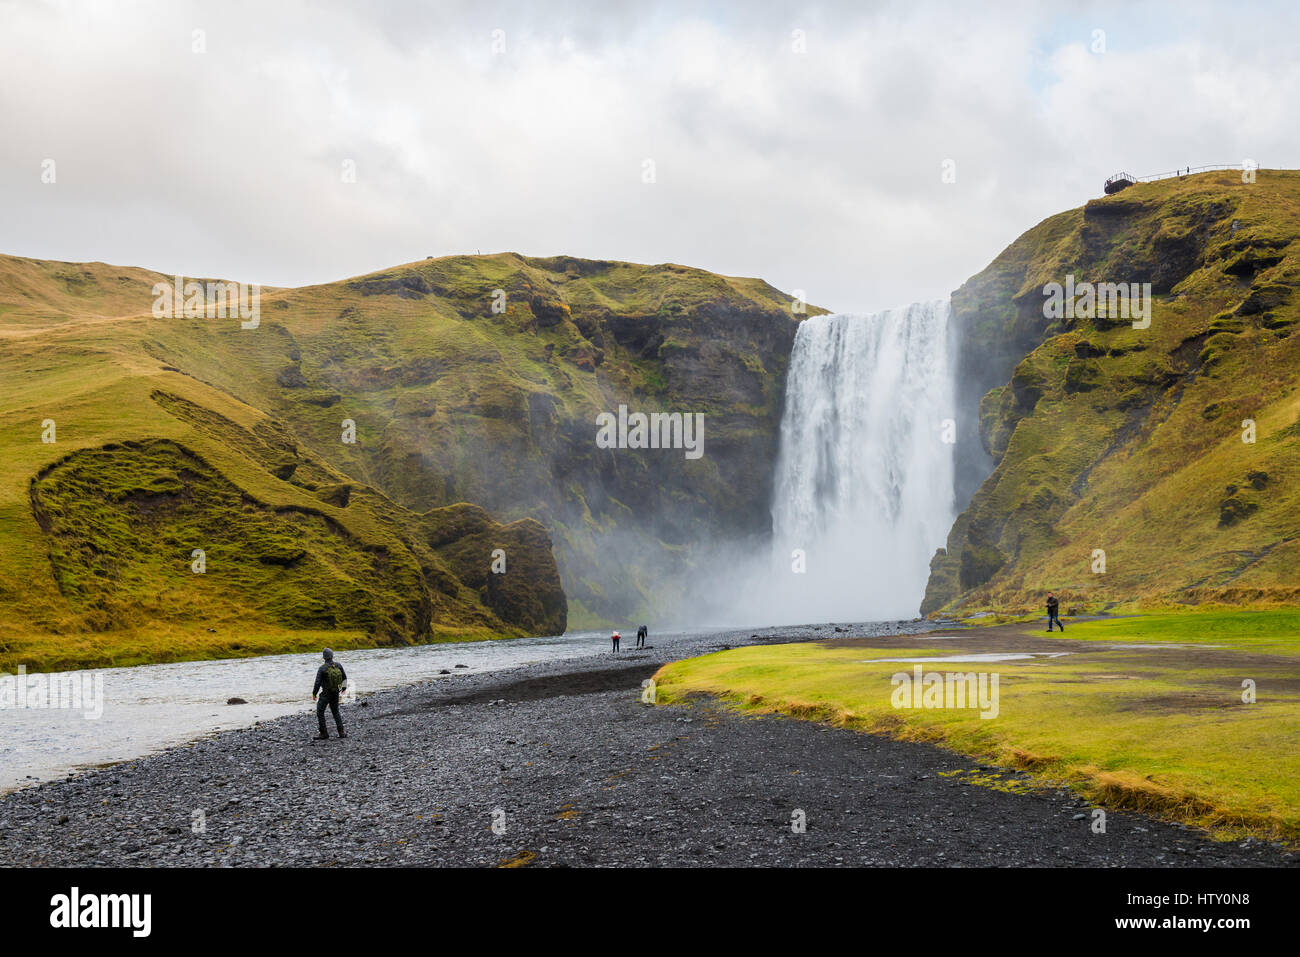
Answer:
868;652;1073;664
1099;643;1224;650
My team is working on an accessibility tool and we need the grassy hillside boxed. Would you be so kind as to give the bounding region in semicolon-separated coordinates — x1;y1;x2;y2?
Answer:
0;259;566;671
132;252;822;626
0;249;813;669
926;170;1300;614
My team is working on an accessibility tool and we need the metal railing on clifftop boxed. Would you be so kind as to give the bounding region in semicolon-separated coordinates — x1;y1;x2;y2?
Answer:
1104;163;1254;195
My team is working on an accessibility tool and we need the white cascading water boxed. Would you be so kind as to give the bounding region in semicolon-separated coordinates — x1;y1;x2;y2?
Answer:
765;300;957;622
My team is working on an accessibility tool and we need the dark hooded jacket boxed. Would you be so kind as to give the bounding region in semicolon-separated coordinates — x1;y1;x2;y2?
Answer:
313;660;348;698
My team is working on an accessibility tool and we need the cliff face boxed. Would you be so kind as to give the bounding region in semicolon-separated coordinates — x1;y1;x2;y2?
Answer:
142;253;821;625
0;256;566;670
1;251;817;670
925;170;1300;613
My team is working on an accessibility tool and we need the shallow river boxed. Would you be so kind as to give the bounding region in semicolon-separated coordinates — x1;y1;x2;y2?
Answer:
2;621;938;792
0;629;656;791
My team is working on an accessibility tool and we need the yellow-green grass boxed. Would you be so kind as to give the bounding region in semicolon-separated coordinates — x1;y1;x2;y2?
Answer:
653;611;1300;843
950;603;1300;639
1063;607;1300;653
0;270;563;669
0;621;510;674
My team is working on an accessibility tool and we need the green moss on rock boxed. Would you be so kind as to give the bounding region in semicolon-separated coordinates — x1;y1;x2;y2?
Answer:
928;169;1300;613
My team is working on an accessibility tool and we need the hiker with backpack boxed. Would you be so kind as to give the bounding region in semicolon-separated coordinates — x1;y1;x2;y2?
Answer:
636;624;648;649
312;648;348;739
1046;593;1064;632
611;630;621;653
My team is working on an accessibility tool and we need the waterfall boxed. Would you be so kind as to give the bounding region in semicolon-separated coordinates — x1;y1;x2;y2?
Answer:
766;300;957;622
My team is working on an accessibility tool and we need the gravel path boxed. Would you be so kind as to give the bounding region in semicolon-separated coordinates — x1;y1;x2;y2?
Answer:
1;623;1294;867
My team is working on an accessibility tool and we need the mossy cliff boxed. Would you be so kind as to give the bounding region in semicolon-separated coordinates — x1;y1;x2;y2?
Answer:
139;254;820;625
0;251;814;669
925;170;1300;613
0;257;566;671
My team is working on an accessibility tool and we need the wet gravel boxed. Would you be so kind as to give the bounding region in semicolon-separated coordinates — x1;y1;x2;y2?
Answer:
0;621;1294;867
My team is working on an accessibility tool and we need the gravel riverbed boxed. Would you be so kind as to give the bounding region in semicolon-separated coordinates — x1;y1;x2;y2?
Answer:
0;622;1293;867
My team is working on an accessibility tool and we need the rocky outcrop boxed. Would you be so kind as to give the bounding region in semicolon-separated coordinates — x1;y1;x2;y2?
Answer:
29;421;568;643
925;170;1300;613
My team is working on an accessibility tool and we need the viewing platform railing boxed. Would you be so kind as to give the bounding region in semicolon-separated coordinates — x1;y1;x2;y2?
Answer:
1136;163;1250;182
1104;163;1253;194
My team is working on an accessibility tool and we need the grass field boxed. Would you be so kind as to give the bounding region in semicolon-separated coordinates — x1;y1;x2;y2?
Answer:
652;609;1300;843
0;621;515;675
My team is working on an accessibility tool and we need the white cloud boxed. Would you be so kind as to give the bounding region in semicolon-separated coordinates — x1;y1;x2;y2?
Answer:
1;0;1297;311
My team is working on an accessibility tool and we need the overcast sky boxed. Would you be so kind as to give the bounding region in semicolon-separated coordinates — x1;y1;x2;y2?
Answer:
3;0;1298;312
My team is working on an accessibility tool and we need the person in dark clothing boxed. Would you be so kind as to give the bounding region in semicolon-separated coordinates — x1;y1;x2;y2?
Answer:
312;648;348;739
1046;593;1064;632
611;630;621;653
636;624;647;649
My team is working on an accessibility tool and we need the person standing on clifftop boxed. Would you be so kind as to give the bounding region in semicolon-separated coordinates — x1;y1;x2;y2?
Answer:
1046;593;1064;632
312;648;348;740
